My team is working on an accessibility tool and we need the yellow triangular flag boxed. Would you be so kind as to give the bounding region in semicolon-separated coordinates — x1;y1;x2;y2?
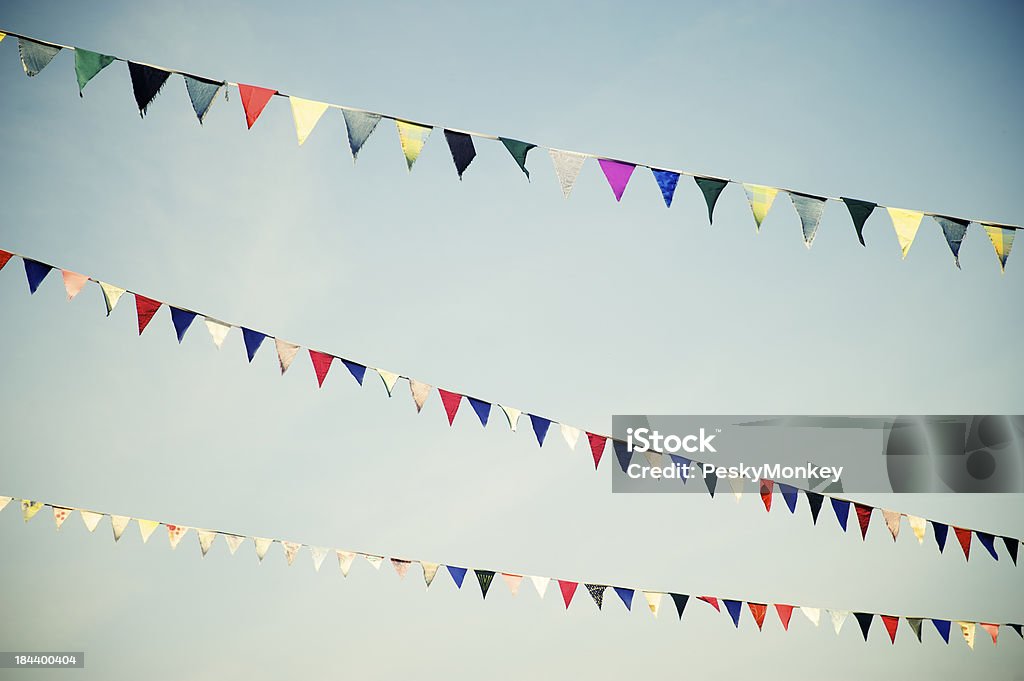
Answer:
377;369;400;397
908;515;927;544
0;33;6;43
282;541;302;566
289;96;330;146
982;224;1015;273
52;506;72;530
420;561;440;587
644;591;663;617
80;510;103;532
959;621;976;649
99;282;126;316
167;524;189;549
198;530;217;557
501;405;522;431
138;519;159;543
21;500;44;522
110;515;130;542
337;550;356;576
886;207;924;259
742;184;779;231
254;537;273;562
396;120;432;170
223;534;244;555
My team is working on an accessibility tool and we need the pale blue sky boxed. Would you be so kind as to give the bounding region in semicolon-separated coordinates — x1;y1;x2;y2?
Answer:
0;1;1021;679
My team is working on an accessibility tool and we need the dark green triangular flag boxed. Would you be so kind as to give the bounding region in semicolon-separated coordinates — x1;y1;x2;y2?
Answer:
74;48;115;95
19;38;61;77
183;74;225;124
586;584;606;609
694;177;728;224
499;138;536;180
932;216;969;269
127;62;171;117
475;569;495;598
907;617;923;642
841;197;877;246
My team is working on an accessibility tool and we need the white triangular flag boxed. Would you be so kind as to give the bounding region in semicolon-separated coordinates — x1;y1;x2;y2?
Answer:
337;550;356;576
282;541;301;566
800;606;821;627
289;96;330;146
530;575;550;598
409;379;431;412
138;519;159;543
254;537;273;562
420;561;440;587
204;317;231;349
0;496;11;512
80;510;103;532
908;515;927;544
198;530;217;557
311;546;328;572
548;149;587;198
167;524;189;549
502;573;523;596
99;282;126;316
377;369;400;397
644;591;663;617
886;207;924;259
560;424;580;450
363;554;384;570
223;534;244;555
882;510;902;541
501;405;522;431
52;507;72;530
275;339;300;374
728;476;744;500
830;610;850;634
644;450;662;467
110;515;130;542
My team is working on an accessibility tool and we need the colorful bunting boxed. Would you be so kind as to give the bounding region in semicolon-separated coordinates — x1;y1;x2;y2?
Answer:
980;623;999;646
698;596;720;612
137;519;159;544
775;604;794;631
501;405;521;431
21;500;44;522
886;208;924;259
586;584;606;609
830;610;850;635
289;96;329;146
695;177;728;224
960;621;976;649
560;424;580;450
933;522;949;553
23;259;52;294
390;558;410;579
976;532;998;561
110;515;130;542
790;192;827;248
881;615;899;644
644;592;663;618
801;607;821;627
438;389;462;426
198;530;216;557
182;75;224;124
336;550;356;576
841;198;876;246
597;159;636;202
501;573;522;596
831;498;850;531
447;565;467;589
982;224;1015;272
908;515;927;544
907;617;923;642
670;593;689;619
882;510;901;541
530;576;550;599
238;84;277;129
376;369;400;397
475;569;495;598
420;561;440;587
615;588;635;611
282;541;301;566
52;506;71;530
224;534;244;555
499;138;535;179
586;433;606;469
651;169;680;208
203;317;230;349
759;479;773;512
933;619;951;644
135;295;162;335
779;483;798;513
396;120;432;170
748;602;768;630
932;216;968;268
341;360;367;385
166;524;189;549
127;62;171;117
1003;537;1019;565
724;599;743;627
854;612;874;641
342;110;381;161
0;250;12;271
443;130;476;179
74;48;115;95
548;149;586;198
18;38;61;77
742;184;779;231
240;328;267;361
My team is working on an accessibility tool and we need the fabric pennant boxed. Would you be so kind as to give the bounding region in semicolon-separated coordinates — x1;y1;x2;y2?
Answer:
467;397;491;427
396;120;432;170
309;350;334;388
742;184;779;230
24;259;52;294
275;339;300;374
475;569;495;598
500;405;521;431
698;596;721;612
907;617;923;642
341;359;367;385
80;510;103;533
980;623;999;646
499;138;536;179
908;515;927;544
376;369;400;396
670;593;689;619
198;530;217;557
724;599;743;627
501;573;522;596
420;561;440;587
644;591;663;618
311;546;329;572
289;96;330;146
748;602;768;630
282;541;301;566
166;524;189;549
391;558;411;579
651;169;681;208
137;519;159;543
204;317;231;349
775;604;794;631
560;424;580;450
806;491;824;524
881;615;900;644
704;470;718;497
932;216;969;268
410;379;432;412
529;415;551;446
778;483;798;513
613;440;632;473
530;576;550;599
728;476;744;501
127;62;171;117
841;198;876;246
959;621;976;649
223;534;244;555
182;75;224;124
953;526;972;561
831;498;850;531
614;587;634;611
0;250;12;271
1009;624;1023;639
363;554;384;570
933;522;948;553
437;389;463;426
854;503;872;540
830;610;850;635
336;550;356;576
110;515;130;542
443;130;476;179
135;295;162;335
586;584;606;609
21;500;44;522
586;433;607;469
238;84;277;129
1002;536;1019;565
558;580;578;609
982;224;1015;272
342;110;381;160
790;192;827;248
882;510;901;541
170;308;197;343
694;177;728;224
18;38;61;77
800;606;821;627
976;532;998;561
74;48;115;95
447;565;468;589
97;282;127;316
759;479;773;512
548;149;586;198
597;159;636;202
932;618;951;644
854;612;874;641
52;506;71;530
886;207;924;259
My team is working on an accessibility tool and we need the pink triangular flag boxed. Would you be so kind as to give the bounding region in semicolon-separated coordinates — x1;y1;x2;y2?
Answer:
61;270;89;300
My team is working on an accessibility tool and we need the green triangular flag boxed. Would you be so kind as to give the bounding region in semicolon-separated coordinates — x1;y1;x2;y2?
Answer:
74;48;115;95
694;177;728;224
907;617;923;642
475;569;495;598
499;138;536;180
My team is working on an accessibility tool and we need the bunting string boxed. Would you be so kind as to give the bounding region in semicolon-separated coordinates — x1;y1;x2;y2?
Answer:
0;28;1017;272
3;492;1019;648
2;246;1021;568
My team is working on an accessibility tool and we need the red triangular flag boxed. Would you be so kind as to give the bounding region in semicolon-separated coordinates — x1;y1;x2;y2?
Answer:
586;432;607;469
980;623;999;646
881;614;899;644
437;389;463;426
775;604;794;631
759;479;774;512
558;580;578;609
309;350;334;388
135;294;162;335
748;602;768;630
238;83;277;129
954;527;972;561
0;250;12;271
854;503;873;540
698;596;720;612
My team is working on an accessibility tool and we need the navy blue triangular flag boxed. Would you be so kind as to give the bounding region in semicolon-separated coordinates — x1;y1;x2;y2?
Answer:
341;360;366;385
932;619;951;644
170;307;197;343
670;593;689;619
933;522;948;553
241;328;266;362
806;491;824;524
976;532;999;561
443;130;476;179
723;599;743;627
613;440;632;473
468;397;490;426
831;498;850;531
1003;537;1019;565
614;587;634;610
23;259;52;294
668;454;690;483
651;169;680;208
854;612;874;641
475;569;495;598
530;415;551;446
127;61;171;117
778;483;798;513
447;565;467;588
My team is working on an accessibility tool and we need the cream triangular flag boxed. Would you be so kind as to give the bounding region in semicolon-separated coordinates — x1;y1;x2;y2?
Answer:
882;510;902;541
644;450;662;468
644;591;664;617
80;510;103;532
99;282;126;316
21;500;44;522
502;573;523;596
501;405;522;431
254;537;273;562
420;561;440;587
204;318;231;349
959;621;976;649
110;515;130;542
167;524;189;549
728;476;744;501
885;207;924;259
908;515;927;544
311;546;328;572
560;424;580;450
982;224;1015;273
391;558;411;579
395;120;432;170
363;554;384;570
742;183;779;231
337;550;356;576
830;610;850;634
409;379;431;412
548;149;587;198
801;606;821;627
275;339;300;374
282;541;301;566
0;496;11;512
289;96;329;146
52;507;72;530
138;519;159;543
223;534;244;555
62;271;89;301
377;369;400;397
198;530;217;557
530;575;550;598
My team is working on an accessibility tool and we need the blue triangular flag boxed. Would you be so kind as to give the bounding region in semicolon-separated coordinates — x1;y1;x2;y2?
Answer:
170;307;197;343
778;483;798;513
932;619;951;644
23;259;52;294
530;415;551;446
342;359;366;385
668;454;690;483
468;397;490;426
831;498;850;531
933;522;948;553
976;532;999;561
723;599;743;627
241;328;266;362
342;109;381;160
651;169;680;208
18;38;61;77
447;565;467;588
613;440;632;473
854;612;874;641
614;587;634;610
183;74;224;124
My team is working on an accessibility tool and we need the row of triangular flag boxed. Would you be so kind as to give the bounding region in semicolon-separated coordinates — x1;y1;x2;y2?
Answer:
3;246;1020;568
6;494;1018;648
3;30;1016;271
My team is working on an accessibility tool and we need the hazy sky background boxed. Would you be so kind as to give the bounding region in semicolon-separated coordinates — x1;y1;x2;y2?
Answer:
0;1;1021;678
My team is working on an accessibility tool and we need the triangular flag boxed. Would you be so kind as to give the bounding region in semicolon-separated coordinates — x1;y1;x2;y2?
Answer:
698;596;721;612
499;138;536;179
311;546;328;572
775;604;794;631
137;519;159;543
759;479;773;512
182;75;224;124
110;515;130;542
644;591;663;618
830;610;850;635
363;554;384;570
881;615;900;644
500;405;522;431
908;515;927;544
742;184;779;231
854;503;872;539
198;530;216;557
613;440;632;473
586;584;606;609
854;612;874;641
1002;536;1019;565
0;250;12;271
396;120;432;170
438;389;463;425
467;397;490;427
241;328;266;362
475;569;495;598
980;623;999;646
23;259;52;294
932;619;951;644
341;359;367;385
558;580;578;609
728;475;744;501
748;602;768;631
80;510;103;532
806;491;824;524
410;380;432;412
560;424;580;450
529;415;551;446
982;224;1016;272
841;198;876;246
127;62;171;117
548;149;586;198
21;500;44;522
275;339;300;374
886;207;924;259
501;573;522;596
135;294;162;335
933;522;949;552
289;96;329;145
99;282;126;315
391;558;411;579
170;308;196;343
614;587;634;610
204;317;231;348
586;433;607;469
282;541;301;566
166;524;189;549
52;507;71;530
953;526;972;561
336;550;356;576
18;38;61;77
670;593;689;619
932;216;969;268
907;617;923;642
531;576;550;598
976;532;999;561
74;48;115;95
443;130;476;179
651;169;681;208
704;470;718;497
694;177;728;224
1009;624;1023;639
882;510;901;541
447;565;468;588
724;599;743;627
597;159;636;202
254;537;273;562
420;561;440;587
377;369;400;396
309;350;334;387
342;110;381;160
778;483;798;513
800;606;821;627
790;192;827;248
238;84;277;129
831;498;850;531
959;621;975;650
223;534;244;555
